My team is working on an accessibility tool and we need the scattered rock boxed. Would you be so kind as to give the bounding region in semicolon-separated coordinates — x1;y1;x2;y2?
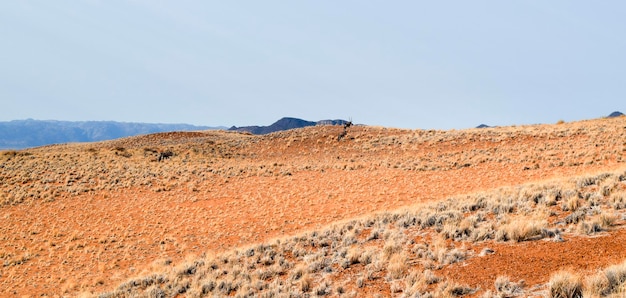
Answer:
480;247;495;256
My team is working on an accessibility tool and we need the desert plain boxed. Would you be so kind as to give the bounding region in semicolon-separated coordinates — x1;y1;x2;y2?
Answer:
1;116;626;297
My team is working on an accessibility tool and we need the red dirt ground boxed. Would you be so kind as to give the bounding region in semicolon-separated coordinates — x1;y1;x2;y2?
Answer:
2;164;624;296
441;227;626;296
1;118;626;296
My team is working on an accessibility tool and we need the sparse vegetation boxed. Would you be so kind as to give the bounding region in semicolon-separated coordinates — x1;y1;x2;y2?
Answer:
584;260;626;297
548;271;583;298
492;275;525;297
95;166;626;297
1;117;626;296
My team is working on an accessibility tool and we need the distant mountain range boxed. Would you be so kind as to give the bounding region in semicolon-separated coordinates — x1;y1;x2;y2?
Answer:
0;120;223;149
229;117;349;135
2;112;622;150
0;118;349;150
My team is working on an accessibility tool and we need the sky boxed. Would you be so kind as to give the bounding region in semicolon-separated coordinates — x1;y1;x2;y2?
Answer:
1;1;625;130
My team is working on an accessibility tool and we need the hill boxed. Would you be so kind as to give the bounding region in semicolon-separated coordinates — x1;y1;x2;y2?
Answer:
1;117;626;297
0;119;222;149
229;117;349;134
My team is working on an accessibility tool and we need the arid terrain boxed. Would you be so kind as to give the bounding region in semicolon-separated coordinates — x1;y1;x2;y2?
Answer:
1;117;626;297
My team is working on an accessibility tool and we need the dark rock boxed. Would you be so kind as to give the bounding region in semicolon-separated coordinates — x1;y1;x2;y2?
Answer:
230;117;350;135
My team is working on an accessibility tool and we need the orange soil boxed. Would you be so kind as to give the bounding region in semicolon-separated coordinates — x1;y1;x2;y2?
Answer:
1;118;625;296
442;227;626;296
2;164;624;296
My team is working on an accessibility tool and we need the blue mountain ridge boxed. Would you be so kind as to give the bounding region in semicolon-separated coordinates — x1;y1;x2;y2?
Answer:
0;120;222;150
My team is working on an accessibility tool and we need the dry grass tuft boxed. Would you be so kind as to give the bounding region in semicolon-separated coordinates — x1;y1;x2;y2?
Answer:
387;252;409;280
496;219;546;242
585;260;626;297
493;275;525;297
548;271;583;298
562;197;581;212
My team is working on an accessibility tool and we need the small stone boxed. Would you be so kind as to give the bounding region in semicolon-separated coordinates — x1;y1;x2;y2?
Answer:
480;247;495;256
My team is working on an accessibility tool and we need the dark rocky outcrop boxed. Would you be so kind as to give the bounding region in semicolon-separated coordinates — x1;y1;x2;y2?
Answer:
229;117;350;135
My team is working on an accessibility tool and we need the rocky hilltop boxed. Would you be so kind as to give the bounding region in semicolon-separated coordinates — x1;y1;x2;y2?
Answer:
229;117;349;134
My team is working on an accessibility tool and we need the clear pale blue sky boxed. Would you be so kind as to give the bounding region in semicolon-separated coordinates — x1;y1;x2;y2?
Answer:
1;1;625;129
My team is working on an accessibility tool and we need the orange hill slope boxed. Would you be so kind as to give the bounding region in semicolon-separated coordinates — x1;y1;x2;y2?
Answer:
0;117;625;296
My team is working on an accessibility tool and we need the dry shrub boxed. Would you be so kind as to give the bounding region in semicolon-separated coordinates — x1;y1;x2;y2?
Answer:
423;269;441;285
577;221;604;235
577;177;596;188
564;210;586;225
562;197;581;212
599;213;618;227
299;274;313;292
356;276;365;288
548;271;582;298
314;279;331;296
437;248;467;266
496;219;546;242
403;269;427;295
577;213;616;235
289;264;306;282
576;174;611;189
494;275;525;297
441;217;474;240
604;262;626;293
147;286;166;298
343;248;361;268
360;247;377;266
599;179;617;197
585;260;626;296
470;224;495;242
382;238;404;260
437;281;475;297
387;252;408;279
585;275;610;298
610;191;626;210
